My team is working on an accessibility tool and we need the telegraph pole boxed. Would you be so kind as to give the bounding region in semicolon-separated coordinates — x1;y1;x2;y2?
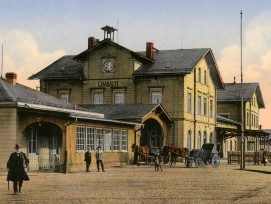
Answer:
240;10;245;170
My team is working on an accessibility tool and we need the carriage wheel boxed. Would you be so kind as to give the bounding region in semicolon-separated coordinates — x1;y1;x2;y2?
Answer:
196;158;206;168
194;158;199;168
185;159;192;168
137;155;140;166
211;154;220;168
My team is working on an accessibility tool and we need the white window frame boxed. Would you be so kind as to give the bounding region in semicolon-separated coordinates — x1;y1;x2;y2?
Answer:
104;129;112;151
28;127;38;154
86;127;95;151
76;127;86;151
114;92;124;104
113;129;120;150
121;130;128;150
96;128;104;149
151;91;162;104
93;91;103;104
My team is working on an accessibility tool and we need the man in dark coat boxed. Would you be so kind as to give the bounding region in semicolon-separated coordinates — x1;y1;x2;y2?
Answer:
7;144;30;194
84;147;92;172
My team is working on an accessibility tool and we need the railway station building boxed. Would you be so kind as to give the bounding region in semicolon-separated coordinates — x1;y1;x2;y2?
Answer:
29;26;224;154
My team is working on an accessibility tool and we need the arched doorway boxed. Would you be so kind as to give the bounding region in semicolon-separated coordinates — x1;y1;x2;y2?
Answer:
25;122;62;171
140;119;163;147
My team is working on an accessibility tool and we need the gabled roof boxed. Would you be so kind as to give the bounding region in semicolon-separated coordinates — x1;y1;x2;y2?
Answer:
28;55;83;80
0;78;148;126
81;103;173;123
133;48;224;89
217;83;265;108
74;39;152;63
0;78;73;108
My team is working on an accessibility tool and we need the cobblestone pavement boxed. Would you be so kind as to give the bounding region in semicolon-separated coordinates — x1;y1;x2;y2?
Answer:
0;160;270;204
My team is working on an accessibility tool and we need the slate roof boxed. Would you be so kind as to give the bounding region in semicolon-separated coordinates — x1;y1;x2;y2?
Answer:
134;48;224;89
28;55;83;80
0;78;80;110
135;49;209;74
81;104;171;122
217;83;265;108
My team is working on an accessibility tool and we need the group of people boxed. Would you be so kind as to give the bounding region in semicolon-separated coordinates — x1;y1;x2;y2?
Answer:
84;146;105;172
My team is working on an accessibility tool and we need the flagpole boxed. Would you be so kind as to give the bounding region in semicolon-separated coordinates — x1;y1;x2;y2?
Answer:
240;10;245;170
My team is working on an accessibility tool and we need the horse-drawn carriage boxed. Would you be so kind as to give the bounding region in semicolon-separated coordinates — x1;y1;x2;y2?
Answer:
131;144;161;165
162;145;189;167
185;143;220;168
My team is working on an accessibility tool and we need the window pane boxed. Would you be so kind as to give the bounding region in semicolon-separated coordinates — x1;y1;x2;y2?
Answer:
28;127;37;154
86;127;95;151
93;92;103;104
105;129;112;151
203;96;207;116
113;130;120;150
198;96;201;115
114;92;124;104
121;130;128;150
151;92;162;104
187;92;192;113
76;127;85;150
96;129;104;149
60;94;69;103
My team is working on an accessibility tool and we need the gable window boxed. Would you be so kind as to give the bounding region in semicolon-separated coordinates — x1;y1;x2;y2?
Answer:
187;92;192;113
58;90;70;103
114;92;124;104
198;95;202;115
151;91;162;104
198;68;201;83
204;70;207;85
93;91;103;104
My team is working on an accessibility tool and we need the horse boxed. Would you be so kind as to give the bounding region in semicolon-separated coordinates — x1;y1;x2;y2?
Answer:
163;144;189;167
131;144;150;165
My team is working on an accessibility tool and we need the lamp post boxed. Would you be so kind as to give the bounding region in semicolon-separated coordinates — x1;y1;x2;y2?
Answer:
240;10;245;170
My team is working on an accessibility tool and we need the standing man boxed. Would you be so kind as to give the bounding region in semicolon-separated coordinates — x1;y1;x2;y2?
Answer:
7;144;30;195
95;146;105;172
84;147;92;172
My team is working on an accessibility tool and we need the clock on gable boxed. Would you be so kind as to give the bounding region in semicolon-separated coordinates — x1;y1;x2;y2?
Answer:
102;59;115;72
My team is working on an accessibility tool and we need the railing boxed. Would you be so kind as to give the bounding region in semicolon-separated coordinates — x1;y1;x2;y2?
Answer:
227;151;260;164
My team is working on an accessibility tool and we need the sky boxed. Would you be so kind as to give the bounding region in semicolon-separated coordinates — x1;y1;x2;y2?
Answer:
0;0;270;129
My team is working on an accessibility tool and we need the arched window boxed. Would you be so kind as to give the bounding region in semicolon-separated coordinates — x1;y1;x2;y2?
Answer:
197;131;201;149
203;131;207;144
210;132;213;143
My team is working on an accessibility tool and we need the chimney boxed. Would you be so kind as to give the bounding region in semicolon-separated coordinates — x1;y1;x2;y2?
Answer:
88;37;96;49
5;72;17;85
146;42;154;60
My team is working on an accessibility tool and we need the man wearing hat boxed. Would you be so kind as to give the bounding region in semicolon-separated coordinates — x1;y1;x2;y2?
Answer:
7;144;30;194
84;146;92;172
95;146;105;172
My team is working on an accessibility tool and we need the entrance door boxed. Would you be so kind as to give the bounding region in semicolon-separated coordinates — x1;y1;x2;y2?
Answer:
26;122;61;171
141;119;163;147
